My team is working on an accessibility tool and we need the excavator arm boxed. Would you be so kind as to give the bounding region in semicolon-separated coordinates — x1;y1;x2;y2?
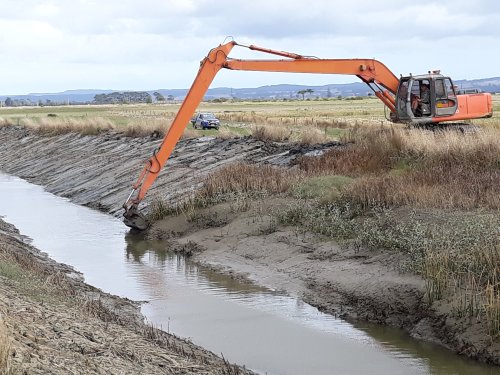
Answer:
123;41;400;230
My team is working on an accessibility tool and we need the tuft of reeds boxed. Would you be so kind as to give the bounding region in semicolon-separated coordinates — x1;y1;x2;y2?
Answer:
198;163;303;200
148;197;177;222
0;117;11;128
44;271;76;297
485;282;500;338
251;124;291;142
299;127;329;145
121;118;168;138
81;297;122;324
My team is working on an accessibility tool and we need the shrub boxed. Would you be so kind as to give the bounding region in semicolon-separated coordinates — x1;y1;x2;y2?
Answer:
198;163;303;200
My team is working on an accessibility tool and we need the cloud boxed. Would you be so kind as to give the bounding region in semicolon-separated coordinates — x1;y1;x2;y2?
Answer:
0;0;498;94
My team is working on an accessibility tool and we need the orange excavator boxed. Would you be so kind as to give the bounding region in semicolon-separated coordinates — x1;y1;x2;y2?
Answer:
123;40;493;230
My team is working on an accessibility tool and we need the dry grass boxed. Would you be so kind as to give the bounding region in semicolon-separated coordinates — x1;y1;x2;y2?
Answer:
18;116;114;136
290;125;500;336
251;124;292;142
9;115;223;140
217;127;240;139
181;127;199;139
297;126;500;210
485;282;500;338
299;127;329;145
0;317;11;374
1;99;383;142
198;163;304;200
0;117;10;128
218;110;371;128
121;119;165;137
249;122;342;144
429;244;499;338
81;297;123;324
297;126;403;175
277;200;500;337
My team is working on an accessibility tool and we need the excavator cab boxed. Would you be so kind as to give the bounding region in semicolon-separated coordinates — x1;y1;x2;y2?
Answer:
395;73;458;124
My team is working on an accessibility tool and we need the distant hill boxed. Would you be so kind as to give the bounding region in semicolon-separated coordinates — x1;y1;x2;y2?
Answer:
0;89;114;105
1;77;499;105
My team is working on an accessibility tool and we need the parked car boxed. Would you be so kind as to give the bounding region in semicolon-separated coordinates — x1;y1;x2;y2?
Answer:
191;112;220;130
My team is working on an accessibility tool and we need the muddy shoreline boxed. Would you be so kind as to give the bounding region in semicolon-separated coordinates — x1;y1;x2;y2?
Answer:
0;126;498;365
147;199;499;365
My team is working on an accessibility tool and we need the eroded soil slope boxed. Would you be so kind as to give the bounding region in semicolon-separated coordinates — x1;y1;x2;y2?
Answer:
0;126;333;215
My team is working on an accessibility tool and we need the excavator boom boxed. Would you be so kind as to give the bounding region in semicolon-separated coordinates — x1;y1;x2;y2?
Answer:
123;41;236;230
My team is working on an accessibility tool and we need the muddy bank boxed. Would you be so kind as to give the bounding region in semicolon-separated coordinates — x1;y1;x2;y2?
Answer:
0;217;254;374
147;200;500;365
0;126;335;216
0;126;498;365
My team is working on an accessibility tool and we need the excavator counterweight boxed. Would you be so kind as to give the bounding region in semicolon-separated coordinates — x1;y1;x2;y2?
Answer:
123;41;493;230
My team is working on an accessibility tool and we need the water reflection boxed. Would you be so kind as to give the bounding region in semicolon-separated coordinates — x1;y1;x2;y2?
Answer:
125;232;272;296
125;233;499;375
355;322;498;375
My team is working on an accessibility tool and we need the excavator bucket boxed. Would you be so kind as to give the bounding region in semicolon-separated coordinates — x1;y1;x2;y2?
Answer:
123;206;149;231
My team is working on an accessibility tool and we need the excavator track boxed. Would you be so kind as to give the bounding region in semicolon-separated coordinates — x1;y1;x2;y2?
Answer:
437;123;481;133
410;122;480;134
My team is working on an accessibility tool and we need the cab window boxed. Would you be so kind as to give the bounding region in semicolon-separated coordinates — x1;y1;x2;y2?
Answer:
445;79;455;96
435;80;446;99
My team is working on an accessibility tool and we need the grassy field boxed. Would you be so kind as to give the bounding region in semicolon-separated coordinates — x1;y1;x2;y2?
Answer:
0;97;394;141
1;95;498;139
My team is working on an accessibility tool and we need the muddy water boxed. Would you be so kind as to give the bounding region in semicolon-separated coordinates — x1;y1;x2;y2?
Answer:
0;173;496;375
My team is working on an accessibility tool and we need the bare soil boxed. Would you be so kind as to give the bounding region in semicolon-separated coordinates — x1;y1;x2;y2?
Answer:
0;126;498;366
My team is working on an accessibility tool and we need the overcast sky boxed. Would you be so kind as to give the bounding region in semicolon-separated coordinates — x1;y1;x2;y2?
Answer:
1;0;499;94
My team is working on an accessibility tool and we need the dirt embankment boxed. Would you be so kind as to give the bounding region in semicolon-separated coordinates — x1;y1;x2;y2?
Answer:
0;126;498;365
0;218;254;374
0;126;332;215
